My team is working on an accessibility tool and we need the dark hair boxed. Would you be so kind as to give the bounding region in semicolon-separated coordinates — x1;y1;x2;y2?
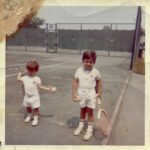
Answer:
26;60;39;72
82;50;97;63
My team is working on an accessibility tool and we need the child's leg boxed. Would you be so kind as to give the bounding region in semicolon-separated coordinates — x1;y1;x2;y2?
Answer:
24;107;32;123
33;108;39;116
80;107;87;120
26;107;32;113
74;107;87;136
87;107;94;122
83;107;94;140
32;108;39;126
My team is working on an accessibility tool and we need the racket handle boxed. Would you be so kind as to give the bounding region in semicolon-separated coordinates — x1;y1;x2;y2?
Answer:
97;110;101;119
97;98;101;105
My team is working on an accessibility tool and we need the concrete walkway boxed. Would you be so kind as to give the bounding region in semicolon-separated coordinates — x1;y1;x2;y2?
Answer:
108;72;145;145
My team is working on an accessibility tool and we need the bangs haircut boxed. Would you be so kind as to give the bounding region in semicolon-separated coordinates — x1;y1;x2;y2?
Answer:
26;60;39;72
82;50;97;63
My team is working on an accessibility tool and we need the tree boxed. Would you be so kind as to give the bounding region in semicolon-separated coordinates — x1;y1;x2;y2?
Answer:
103;25;111;30
27;16;45;28
19;13;45;28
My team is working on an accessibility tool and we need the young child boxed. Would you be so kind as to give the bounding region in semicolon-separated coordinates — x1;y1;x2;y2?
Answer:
72;50;102;140
17;60;56;126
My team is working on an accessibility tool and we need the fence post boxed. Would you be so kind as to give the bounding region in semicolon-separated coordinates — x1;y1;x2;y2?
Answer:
79;23;82;55
45;23;49;52
25;28;27;51
108;23;112;56
54;23;58;53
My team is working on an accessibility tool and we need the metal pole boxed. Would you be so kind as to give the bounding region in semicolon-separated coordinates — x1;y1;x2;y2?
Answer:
79;23;82;55
130;6;141;70
109;24;112;56
107;24;112;56
45;23;49;52
25;28;27;51
54;23;58;53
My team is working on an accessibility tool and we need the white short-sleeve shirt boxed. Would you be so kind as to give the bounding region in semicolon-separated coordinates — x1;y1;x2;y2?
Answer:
21;75;41;103
75;66;101;89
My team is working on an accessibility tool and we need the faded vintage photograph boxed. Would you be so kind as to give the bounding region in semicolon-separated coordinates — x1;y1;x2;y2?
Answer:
5;5;145;145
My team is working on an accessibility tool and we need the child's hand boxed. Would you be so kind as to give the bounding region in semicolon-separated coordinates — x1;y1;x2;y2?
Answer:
51;86;57;92
18;72;22;76
17;70;26;82
18;70;26;76
73;95;81;102
48;86;57;93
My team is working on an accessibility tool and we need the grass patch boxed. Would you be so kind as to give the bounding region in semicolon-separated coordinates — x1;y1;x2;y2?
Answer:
133;57;145;75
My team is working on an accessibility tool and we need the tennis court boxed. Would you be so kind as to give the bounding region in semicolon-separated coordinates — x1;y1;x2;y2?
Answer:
5;49;131;145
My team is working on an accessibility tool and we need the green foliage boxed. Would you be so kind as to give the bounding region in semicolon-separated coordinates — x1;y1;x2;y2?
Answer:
19;15;45;28
28;16;45;28
133;57;145;75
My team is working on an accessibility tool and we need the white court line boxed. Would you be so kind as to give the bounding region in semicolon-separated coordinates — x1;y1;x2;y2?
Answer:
6;73;20;78
49;120;66;127
101;71;132;145
44;58;54;61
40;62;66;69
6;62;68;78
6;63;25;68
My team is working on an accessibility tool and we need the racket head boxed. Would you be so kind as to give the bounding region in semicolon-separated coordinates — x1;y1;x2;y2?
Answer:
95;109;109;136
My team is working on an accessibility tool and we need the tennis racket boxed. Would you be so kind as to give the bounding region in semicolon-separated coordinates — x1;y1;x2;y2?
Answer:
95;98;109;137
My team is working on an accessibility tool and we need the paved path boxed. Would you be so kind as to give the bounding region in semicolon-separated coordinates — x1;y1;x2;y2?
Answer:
108;72;145;145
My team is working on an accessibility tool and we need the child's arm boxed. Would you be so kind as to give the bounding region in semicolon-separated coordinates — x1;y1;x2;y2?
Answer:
95;79;102;98
72;78;80;101
37;84;56;93
17;72;23;82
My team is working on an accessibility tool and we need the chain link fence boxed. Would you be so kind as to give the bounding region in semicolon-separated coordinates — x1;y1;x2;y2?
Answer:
6;22;135;57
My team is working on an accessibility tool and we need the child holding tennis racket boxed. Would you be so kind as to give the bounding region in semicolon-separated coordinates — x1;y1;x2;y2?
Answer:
17;60;57;126
72;50;102;140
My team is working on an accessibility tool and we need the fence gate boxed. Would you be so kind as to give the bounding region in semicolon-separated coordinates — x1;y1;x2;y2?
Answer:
45;23;57;53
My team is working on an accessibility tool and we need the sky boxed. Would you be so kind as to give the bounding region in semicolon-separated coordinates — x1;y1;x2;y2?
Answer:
55;6;109;17
36;6;145;30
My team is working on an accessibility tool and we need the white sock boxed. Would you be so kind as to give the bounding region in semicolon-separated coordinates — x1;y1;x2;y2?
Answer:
87;124;93;132
26;113;31;117
78;121;84;128
33;115;38;120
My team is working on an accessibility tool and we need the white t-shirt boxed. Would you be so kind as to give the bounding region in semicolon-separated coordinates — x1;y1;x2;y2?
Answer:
75;66;101;89
21;75;41;102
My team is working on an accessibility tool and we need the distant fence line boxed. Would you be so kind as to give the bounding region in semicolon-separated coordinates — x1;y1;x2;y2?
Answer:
6;23;135;55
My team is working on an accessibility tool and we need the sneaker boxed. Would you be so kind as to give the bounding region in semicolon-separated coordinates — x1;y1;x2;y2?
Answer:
83;131;93;141
32;116;39;126
74;127;83;136
24;115;31;123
